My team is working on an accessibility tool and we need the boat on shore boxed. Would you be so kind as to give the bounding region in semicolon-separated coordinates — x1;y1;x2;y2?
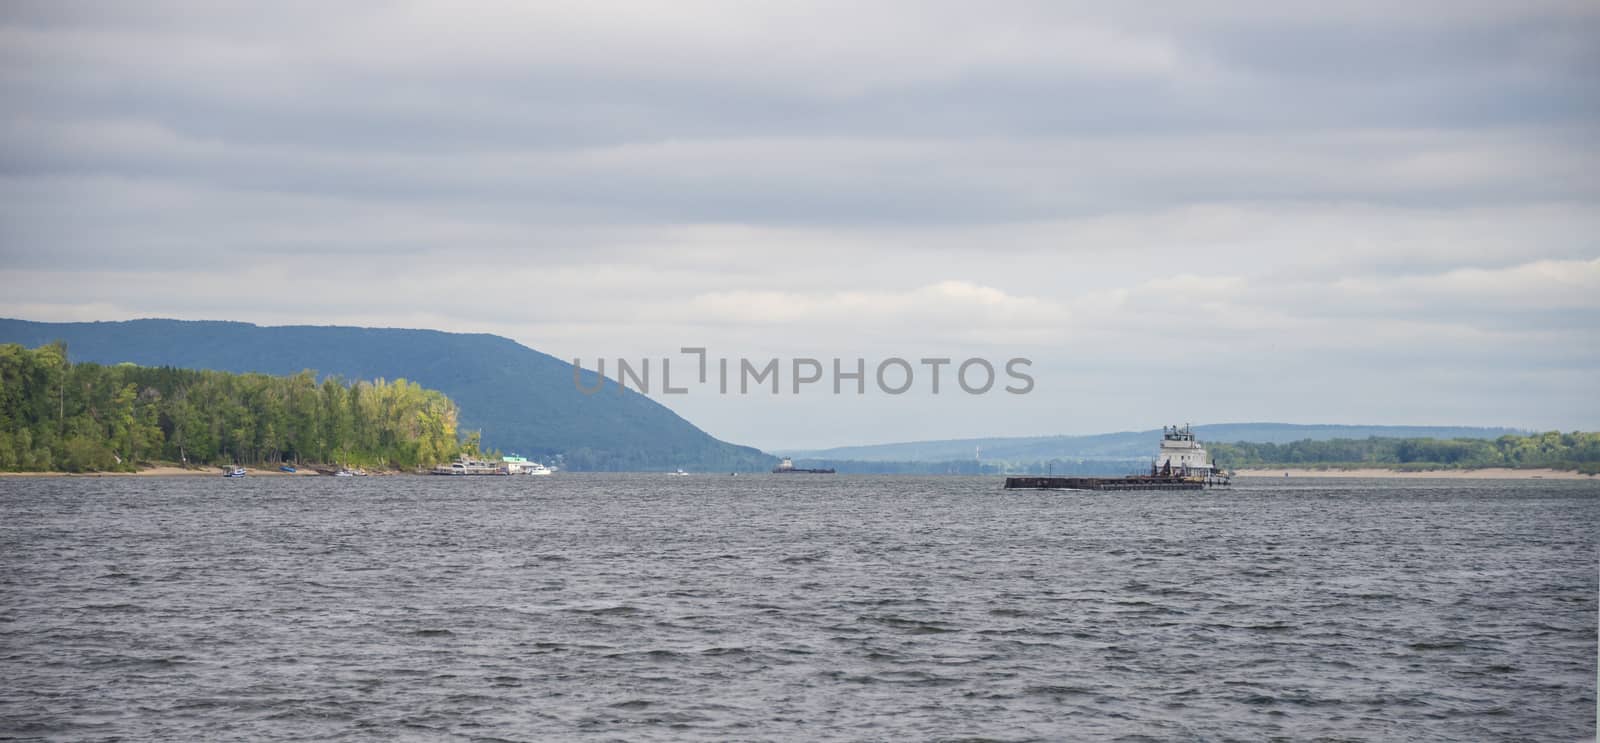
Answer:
1005;424;1231;491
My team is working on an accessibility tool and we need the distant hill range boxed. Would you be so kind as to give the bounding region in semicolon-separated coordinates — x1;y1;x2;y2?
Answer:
786;423;1526;466
0;318;773;472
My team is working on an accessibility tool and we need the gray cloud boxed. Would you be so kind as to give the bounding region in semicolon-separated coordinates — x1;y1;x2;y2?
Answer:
1;0;1596;448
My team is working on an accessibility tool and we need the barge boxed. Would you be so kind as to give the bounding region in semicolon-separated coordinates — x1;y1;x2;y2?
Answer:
1004;424;1231;491
1004;475;1206;491
772;457;835;474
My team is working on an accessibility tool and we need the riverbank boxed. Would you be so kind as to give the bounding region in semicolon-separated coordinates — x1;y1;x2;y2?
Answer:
0;465;376;477
1235;467;1596;480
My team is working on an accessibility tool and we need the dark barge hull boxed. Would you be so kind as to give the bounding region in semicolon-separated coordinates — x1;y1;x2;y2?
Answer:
773;468;836;474
1004;476;1205;491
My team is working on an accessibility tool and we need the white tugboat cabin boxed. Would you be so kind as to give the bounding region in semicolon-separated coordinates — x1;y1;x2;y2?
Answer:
1156;423;1216;477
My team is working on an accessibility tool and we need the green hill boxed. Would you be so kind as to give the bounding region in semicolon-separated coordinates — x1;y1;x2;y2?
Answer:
0;342;462;472
1209;433;1600;474
0;318;773;472
788;423;1525;463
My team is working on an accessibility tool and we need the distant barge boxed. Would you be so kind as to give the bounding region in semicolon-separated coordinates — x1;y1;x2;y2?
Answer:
773;457;835;474
1005;424;1231;491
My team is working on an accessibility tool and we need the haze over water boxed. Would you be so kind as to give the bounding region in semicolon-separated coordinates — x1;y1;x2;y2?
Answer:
2;475;1595;741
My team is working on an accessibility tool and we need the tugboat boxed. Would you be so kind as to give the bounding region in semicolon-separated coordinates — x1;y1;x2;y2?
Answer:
1004;424;1231;490
772;457;836;474
1150;424;1230;486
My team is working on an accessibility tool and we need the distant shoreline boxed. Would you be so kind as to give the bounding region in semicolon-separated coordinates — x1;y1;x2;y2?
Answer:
1235;467;1595;480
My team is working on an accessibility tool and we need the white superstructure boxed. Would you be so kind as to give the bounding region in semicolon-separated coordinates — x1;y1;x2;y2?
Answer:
1156;423;1216;476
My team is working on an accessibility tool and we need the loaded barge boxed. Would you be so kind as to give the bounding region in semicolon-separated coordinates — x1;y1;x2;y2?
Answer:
772;457;835;474
1004;424;1231;491
1004;475;1207;491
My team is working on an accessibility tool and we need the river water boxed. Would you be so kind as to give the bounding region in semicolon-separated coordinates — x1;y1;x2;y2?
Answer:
1;475;1595;741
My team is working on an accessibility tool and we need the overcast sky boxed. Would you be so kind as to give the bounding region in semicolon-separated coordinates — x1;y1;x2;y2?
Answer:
1;1;1596;449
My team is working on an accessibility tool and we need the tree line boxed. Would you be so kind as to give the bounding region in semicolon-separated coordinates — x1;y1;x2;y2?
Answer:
0;342;465;472
1210;432;1600;474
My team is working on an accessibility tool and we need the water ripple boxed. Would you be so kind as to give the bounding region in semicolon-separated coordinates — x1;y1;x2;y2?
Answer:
0;474;1595;740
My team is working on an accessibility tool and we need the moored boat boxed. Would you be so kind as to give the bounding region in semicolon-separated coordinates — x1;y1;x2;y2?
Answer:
432;458;507;476
502;455;553;475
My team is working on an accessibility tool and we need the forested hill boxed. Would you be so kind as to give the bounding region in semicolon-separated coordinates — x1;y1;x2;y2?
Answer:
788;432;1600;476
0;342;461;472
1211;433;1600;474
0;319;773;472
788;423;1525;463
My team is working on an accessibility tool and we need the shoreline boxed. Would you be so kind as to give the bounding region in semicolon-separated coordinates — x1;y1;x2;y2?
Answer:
1234;467;1595;480
0;465;369;478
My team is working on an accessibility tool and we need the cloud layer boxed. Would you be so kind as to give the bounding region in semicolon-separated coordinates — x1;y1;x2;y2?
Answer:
2;1;1596;448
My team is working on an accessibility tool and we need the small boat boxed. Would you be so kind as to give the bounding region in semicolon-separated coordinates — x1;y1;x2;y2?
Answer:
279;465;297;473
333;470;354;477
223;467;247;478
669;468;690;476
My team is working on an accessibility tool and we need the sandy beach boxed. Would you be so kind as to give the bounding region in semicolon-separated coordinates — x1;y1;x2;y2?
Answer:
1235;467;1596;480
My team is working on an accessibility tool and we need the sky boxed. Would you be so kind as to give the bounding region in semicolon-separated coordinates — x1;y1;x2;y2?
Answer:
1;1;1596;450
